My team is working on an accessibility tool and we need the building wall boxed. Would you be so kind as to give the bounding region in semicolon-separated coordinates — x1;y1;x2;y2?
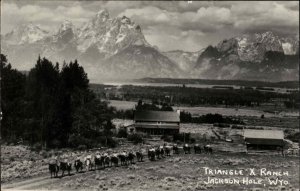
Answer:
135;127;179;135
134;121;180;135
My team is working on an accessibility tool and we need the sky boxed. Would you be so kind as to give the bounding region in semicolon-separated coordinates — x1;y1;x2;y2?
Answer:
1;1;299;52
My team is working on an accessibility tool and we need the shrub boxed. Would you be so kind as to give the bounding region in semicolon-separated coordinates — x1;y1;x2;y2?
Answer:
190;138;196;144
78;145;87;150
117;128;128;138
161;135;172;142
69;134;94;148
286;132;300;143
50;139;61;148
31;142;42;151
127;133;144;144
106;137;118;148
173;133;190;143
40;150;49;159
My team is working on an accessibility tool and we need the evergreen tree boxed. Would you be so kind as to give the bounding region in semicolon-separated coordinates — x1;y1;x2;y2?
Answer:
0;54;26;141
26;56;60;147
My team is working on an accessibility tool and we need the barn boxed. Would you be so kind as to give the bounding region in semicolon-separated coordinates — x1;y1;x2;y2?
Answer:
243;129;284;150
133;110;180;135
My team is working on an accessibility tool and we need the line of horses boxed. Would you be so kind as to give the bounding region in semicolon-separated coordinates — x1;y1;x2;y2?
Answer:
48;144;213;178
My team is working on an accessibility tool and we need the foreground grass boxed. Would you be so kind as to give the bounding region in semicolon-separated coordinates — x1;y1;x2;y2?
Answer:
1;145;299;191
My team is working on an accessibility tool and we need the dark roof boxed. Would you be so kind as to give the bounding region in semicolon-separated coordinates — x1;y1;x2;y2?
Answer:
244;129;284;140
134;110;180;122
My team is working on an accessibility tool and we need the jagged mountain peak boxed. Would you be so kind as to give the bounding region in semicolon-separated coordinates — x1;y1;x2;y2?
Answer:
52;20;76;44
194;31;299;81
96;8;109;17
17;22;43;31
215;31;285;63
77;9;149;56
4;22;49;45
93;8;110;23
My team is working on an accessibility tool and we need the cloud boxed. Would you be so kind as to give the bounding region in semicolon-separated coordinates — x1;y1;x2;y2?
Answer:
231;2;299;35
1;1;94;33
118;1;298;50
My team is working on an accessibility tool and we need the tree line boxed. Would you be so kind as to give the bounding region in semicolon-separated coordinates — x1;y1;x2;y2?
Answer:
101;85;299;108
179;111;244;125
1;54;115;149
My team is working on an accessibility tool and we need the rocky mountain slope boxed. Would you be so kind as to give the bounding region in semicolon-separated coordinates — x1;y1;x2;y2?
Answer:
103;45;183;80
194;32;299;81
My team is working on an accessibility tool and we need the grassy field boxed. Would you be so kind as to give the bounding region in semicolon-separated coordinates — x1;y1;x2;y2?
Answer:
108;100;299;118
2;145;299;191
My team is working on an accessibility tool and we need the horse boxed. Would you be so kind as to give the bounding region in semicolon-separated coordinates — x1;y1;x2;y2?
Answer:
159;146;165;158
183;144;191;154
74;159;83;173
194;144;201;154
136;151;144;162
60;161;72;177
173;145;179;154
103;156;110;168
85;157;93;171
111;155;119;167
94;156;102;170
155;147;161;159
204;145;213;154
164;146;171;156
49;162;59;178
118;154;127;166
127;152;135;164
148;149;156;161
100;155;107;167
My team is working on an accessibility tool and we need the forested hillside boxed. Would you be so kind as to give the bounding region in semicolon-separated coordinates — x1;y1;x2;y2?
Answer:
0;54;116;149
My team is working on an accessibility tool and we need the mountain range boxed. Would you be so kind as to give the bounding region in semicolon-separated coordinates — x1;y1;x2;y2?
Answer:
1;9;299;82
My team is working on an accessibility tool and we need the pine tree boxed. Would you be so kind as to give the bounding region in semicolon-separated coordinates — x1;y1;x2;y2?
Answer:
26;57;60;147
0;54;26;142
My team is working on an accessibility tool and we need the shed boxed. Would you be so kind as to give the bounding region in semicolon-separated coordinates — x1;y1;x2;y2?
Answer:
243;129;284;149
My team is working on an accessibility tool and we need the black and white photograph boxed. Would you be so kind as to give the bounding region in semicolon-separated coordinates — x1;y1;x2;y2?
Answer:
0;0;299;190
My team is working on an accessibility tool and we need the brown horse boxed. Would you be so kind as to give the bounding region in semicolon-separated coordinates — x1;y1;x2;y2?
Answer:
49;163;59;178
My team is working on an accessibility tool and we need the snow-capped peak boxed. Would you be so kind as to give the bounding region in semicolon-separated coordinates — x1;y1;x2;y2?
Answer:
76;9;150;56
230;31;284;62
4;22;49;45
95;9;110;21
52;20;76;44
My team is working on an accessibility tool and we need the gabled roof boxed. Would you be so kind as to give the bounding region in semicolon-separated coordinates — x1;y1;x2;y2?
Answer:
244;129;284;140
134;110;180;122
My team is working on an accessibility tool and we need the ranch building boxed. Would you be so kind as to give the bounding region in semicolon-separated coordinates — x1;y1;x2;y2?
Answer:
243;129;284;150
132;110;180;135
